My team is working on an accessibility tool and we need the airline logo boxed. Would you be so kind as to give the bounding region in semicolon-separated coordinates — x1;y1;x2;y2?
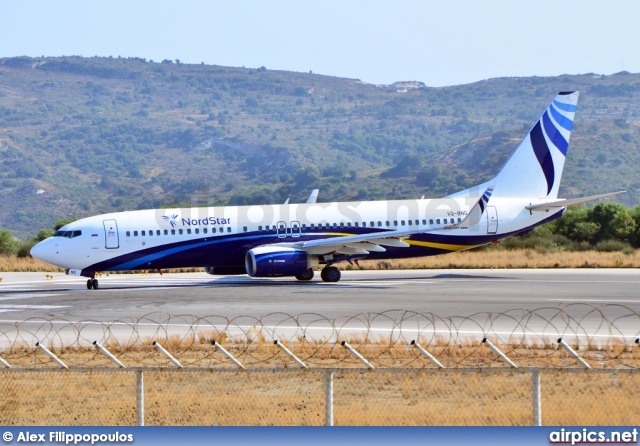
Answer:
529;91;577;195
479;187;494;214
162;213;179;228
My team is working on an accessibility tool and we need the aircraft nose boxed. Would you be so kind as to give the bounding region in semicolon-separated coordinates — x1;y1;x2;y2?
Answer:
30;239;53;264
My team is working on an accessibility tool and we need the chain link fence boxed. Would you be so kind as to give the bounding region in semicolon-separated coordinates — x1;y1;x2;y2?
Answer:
1;306;639;426
1;368;639;426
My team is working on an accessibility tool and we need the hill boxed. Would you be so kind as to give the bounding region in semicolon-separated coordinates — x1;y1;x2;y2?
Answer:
1;56;639;239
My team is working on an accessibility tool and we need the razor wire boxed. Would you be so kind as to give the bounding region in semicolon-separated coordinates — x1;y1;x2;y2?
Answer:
1;304;639;369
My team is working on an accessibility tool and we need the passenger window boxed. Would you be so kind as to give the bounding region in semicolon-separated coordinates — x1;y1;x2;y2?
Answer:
164;229;168;235
371;222;375;227
219;227;224;233
458;218;462;223
243;226;247;232
171;229;175;235
258;226;263;231
429;219;434;225
423;219;427;225
401;220;405;226
394;220;398;226
386;221;390;227
408;220;412;226
126;231;131;237
227;227;231;233
340;223;345;228
186;229;191;235
301;224;307;230
377;221;382;227
203;228;208;234
149;230;153;236
354;222;359;227
141;231;146;236
211;227;216;233
178;229;183;235
195;228;200;234
346;222;351;228
133;231;138;236
436;219;440;224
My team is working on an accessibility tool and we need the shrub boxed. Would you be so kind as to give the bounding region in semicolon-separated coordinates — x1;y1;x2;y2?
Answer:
594;240;630;252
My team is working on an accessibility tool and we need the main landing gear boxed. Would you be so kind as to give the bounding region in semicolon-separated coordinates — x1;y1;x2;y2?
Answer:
295;268;314;281
86;278;99;290
294;266;342;282
320;266;341;283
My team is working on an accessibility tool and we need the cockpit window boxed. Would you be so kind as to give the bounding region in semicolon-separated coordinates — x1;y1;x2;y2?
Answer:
54;230;82;238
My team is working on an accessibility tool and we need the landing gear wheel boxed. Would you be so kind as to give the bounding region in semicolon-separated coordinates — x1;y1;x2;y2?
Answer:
92;278;99;289
321;266;341;283
295;268;314;281
87;279;93;290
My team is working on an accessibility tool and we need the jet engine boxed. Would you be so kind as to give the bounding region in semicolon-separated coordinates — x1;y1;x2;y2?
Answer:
245;246;318;277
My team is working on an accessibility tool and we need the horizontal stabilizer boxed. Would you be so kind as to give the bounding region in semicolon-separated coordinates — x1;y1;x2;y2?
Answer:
525;191;626;211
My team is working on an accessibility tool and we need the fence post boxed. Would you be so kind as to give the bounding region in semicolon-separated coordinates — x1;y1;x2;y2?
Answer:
558;338;591;369
93;341;126;368
482;338;518;368
532;369;541;426
411;340;445;368
341;341;374;369
137;370;144;427
325;370;334;426
274;340;308;369
35;342;68;369
153;341;183;368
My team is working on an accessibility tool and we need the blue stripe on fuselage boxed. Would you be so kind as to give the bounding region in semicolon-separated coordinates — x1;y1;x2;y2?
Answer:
85;210;565;272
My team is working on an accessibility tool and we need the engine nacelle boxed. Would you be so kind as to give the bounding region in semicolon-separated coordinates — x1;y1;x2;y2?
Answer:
245;246;317;277
204;266;247;275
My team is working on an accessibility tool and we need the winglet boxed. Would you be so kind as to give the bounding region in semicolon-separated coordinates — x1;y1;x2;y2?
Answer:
306;189;319;204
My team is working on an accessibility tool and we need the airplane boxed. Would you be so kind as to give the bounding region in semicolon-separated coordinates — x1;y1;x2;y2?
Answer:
30;91;624;289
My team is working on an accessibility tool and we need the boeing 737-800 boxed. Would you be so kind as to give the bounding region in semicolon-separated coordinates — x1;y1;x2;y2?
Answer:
30;91;623;288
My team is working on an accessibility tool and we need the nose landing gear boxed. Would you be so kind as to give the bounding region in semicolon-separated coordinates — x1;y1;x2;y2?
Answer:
86;274;99;290
86;278;99;289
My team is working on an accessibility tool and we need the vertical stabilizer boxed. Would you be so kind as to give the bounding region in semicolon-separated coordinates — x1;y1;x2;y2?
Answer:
492;91;579;199
448;92;579;201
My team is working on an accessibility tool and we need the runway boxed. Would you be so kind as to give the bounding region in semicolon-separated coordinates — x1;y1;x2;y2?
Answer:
0;269;639;346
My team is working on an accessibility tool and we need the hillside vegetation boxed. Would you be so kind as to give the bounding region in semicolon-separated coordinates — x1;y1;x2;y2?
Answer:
1;56;640;239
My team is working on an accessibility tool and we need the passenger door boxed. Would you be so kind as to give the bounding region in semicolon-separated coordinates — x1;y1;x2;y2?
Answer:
103;219;120;249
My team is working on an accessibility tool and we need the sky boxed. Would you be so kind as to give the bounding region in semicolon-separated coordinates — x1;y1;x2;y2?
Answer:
1;0;639;87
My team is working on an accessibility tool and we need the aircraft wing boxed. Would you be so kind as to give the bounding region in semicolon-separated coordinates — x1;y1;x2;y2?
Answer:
525;191;626;211
293;187;493;256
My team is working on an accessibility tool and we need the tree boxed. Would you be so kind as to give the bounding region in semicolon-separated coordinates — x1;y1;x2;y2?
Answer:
611;208;636;241
588;203;627;242
0;230;18;256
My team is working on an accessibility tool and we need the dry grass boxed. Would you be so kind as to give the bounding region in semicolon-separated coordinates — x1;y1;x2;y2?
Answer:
1;369;639;426
2;335;640;426
0;256;64;272
355;249;640;270
2;249;637;274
